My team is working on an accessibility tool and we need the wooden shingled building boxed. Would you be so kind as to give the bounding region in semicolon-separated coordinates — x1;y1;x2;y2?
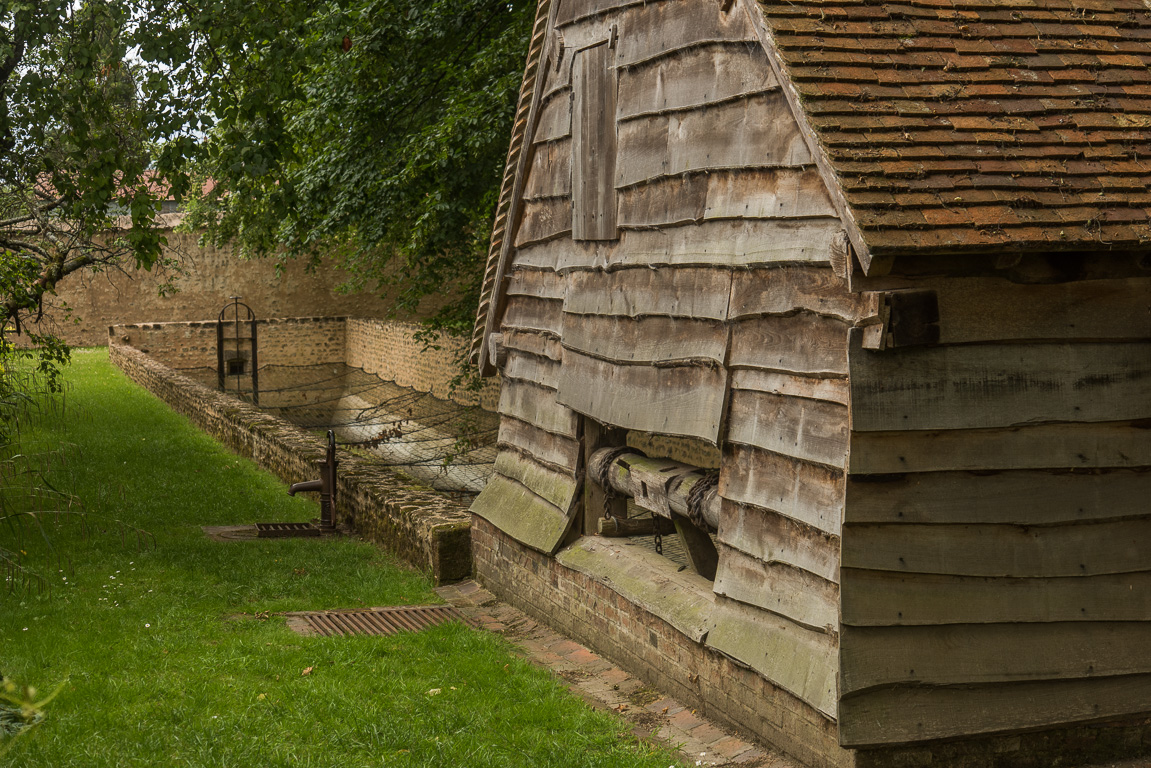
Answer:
468;1;1151;765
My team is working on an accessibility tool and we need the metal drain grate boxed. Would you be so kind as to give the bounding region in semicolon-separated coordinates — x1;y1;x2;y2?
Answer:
256;522;320;538
293;606;473;637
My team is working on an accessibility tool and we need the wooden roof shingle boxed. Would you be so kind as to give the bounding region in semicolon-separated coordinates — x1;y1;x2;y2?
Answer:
758;0;1151;258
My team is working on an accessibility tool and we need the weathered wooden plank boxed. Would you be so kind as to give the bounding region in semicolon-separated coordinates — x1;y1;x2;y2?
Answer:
838;673;1151;747
871;276;1151;344
727;390;849;470
706;596;838;718
514;197;572;247
497;415;581;473
843;518;1151;578
522;139;572;200
849;332;1151;432
499;377;579;438
849;420;1151;474
617;168;835;228
554;0;644;27
720;443;844;536
556;218;842;271
510;241;562;272
471;471;573;554
717;497;839;583
844;467;1151;526
730;369;849;407
494;447;579;512
728;265;878;323
557;534;716;642
534;90;571;143
559;0;758;68
502;348;562;390
618;42;777;119
572;42;617;241
673;516;719;580
729;313;849;376
561;313;728;365
841;569;1151;626
501;295;564;337
502;328;563;361
840;622;1151;695
563;266;733;320
616;92;811;187
556;349;727;443
714;543;839;633
506;268;565;301
628;431;722;469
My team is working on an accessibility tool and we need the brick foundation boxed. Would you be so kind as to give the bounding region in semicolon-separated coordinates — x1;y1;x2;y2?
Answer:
110;342;472;583
472;515;1151;768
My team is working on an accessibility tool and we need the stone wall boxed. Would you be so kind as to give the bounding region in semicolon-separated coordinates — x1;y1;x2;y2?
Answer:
346;319;500;410
110;317;498;412
110;342;472;583
22;227;424;348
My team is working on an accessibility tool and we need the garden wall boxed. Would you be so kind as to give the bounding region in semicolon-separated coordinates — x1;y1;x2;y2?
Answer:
109;341;473;583
23;226;416;348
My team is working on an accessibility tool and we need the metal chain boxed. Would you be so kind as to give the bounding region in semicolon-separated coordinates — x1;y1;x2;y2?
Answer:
602;486;616;520
653;516;663;555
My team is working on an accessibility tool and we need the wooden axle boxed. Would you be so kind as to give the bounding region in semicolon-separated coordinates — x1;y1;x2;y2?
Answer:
587;448;721;530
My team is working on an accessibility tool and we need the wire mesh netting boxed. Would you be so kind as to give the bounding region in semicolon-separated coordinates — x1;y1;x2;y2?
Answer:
178;363;497;496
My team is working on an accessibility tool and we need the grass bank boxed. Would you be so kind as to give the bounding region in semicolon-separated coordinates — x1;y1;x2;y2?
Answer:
1;348;681;767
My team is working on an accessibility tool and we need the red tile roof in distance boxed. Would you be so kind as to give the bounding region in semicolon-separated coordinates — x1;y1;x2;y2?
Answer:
759;0;1151;255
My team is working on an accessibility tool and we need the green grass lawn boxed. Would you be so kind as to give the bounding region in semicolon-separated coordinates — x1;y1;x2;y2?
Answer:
1;349;682;767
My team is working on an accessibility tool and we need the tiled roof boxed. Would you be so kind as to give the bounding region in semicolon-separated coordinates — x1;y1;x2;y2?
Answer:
760;0;1151;256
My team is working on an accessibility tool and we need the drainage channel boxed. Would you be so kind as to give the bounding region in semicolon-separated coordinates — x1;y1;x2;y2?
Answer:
287;605;476;637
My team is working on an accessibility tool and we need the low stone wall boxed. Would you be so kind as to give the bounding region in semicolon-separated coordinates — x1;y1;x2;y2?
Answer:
110;342;472;583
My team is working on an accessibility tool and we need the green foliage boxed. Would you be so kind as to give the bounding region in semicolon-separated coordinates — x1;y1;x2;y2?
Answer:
165;0;535;333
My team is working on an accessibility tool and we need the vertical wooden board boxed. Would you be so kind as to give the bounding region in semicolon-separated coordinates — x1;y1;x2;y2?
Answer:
617;168;836;227
497;415;581;473
500;295;564;336
714;542;840;633
842;518;1151;578
494;447;580;512
561;313;729;364
572;42;618;241
840;569;1151;626
514;196;573;247
848;420;1151;475
728;265;876;323
838;674;1151;747
522;138;573;200
615;92;811;187
717;497;840;583
729;312;850;376
555;349;727;443
563;266;733;320
720;443;844;536
840;622;1151;695
499;377;579;438
556;218;841;270
506;267;566;300
849;332;1151;432
706;596;839;718
534;90;572;143
470;472;574;554
617;42;778;119
843;467;1151;526
730;368;849;407
727;389;849;469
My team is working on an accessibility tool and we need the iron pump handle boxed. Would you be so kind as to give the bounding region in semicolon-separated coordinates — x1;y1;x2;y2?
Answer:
287;430;339;530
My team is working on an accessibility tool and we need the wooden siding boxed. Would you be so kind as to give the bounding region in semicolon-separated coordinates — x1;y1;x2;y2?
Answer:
840;275;1151;746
